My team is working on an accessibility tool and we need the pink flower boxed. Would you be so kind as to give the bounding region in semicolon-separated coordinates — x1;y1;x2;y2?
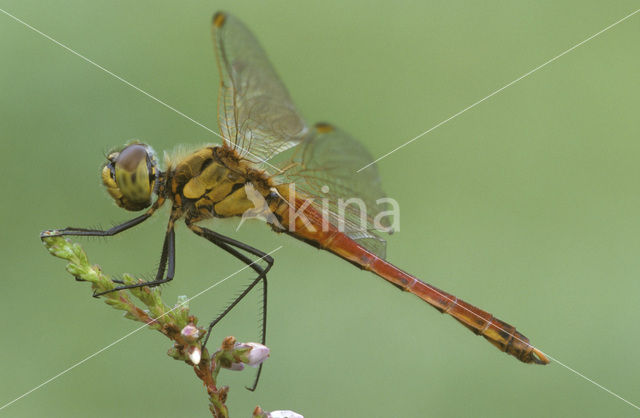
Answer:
180;324;200;342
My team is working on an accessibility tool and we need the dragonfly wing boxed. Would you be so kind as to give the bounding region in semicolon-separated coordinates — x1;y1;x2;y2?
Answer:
213;12;308;163
275;123;392;258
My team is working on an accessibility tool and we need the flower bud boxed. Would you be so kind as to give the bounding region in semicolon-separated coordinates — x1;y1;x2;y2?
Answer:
167;347;181;359
243;342;270;367
228;362;245;371
187;345;201;365
268;410;303;418
180;324;200;342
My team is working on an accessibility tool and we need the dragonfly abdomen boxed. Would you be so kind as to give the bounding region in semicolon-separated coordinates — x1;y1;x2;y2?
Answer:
312;230;549;365
267;181;549;365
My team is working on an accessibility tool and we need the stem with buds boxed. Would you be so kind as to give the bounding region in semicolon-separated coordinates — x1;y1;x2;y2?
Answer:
41;236;274;417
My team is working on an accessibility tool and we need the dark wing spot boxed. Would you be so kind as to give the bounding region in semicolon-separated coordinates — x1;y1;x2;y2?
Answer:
315;122;334;134
213;12;226;27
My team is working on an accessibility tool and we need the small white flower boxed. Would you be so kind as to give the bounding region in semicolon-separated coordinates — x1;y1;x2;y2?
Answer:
244;342;270;367
267;410;303;418
187;346;201;365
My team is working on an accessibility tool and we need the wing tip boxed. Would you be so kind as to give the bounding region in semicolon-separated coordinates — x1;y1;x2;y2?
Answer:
315;122;335;134
213;11;227;28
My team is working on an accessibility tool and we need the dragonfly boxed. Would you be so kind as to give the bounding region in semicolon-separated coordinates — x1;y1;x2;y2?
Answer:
42;11;549;388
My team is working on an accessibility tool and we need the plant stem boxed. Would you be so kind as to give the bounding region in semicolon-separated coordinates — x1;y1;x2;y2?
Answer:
41;235;263;417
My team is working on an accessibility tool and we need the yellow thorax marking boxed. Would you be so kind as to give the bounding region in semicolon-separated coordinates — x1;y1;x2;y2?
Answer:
182;160;249;208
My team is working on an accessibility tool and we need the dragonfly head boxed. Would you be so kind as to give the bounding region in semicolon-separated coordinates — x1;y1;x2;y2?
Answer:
101;142;158;211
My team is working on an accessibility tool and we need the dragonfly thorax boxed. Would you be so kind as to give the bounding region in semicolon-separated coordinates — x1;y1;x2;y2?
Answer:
101;142;158;211
166;146;279;222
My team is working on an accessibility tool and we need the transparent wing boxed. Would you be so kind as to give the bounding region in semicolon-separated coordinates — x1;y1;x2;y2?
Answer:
273;123;392;258
213;12;308;163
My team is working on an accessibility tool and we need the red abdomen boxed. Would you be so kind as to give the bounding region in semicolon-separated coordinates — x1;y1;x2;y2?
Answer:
278;194;548;365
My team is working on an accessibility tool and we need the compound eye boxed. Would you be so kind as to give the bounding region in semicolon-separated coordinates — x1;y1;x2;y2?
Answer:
116;144;148;174
114;144;153;210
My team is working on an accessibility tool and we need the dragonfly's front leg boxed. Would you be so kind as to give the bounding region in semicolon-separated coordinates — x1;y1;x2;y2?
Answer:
40;198;165;239
40;214;154;287
41;213;151;239
93;219;176;297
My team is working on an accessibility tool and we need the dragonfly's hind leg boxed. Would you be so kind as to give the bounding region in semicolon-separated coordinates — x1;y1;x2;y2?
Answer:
186;220;274;391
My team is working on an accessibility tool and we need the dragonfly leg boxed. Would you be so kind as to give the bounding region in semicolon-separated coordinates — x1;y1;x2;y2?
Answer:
186;220;273;391
40;197;165;239
41;213;151;238
93;219;176;297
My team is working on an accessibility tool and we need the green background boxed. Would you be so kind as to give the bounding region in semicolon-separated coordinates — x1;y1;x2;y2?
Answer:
1;1;640;417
